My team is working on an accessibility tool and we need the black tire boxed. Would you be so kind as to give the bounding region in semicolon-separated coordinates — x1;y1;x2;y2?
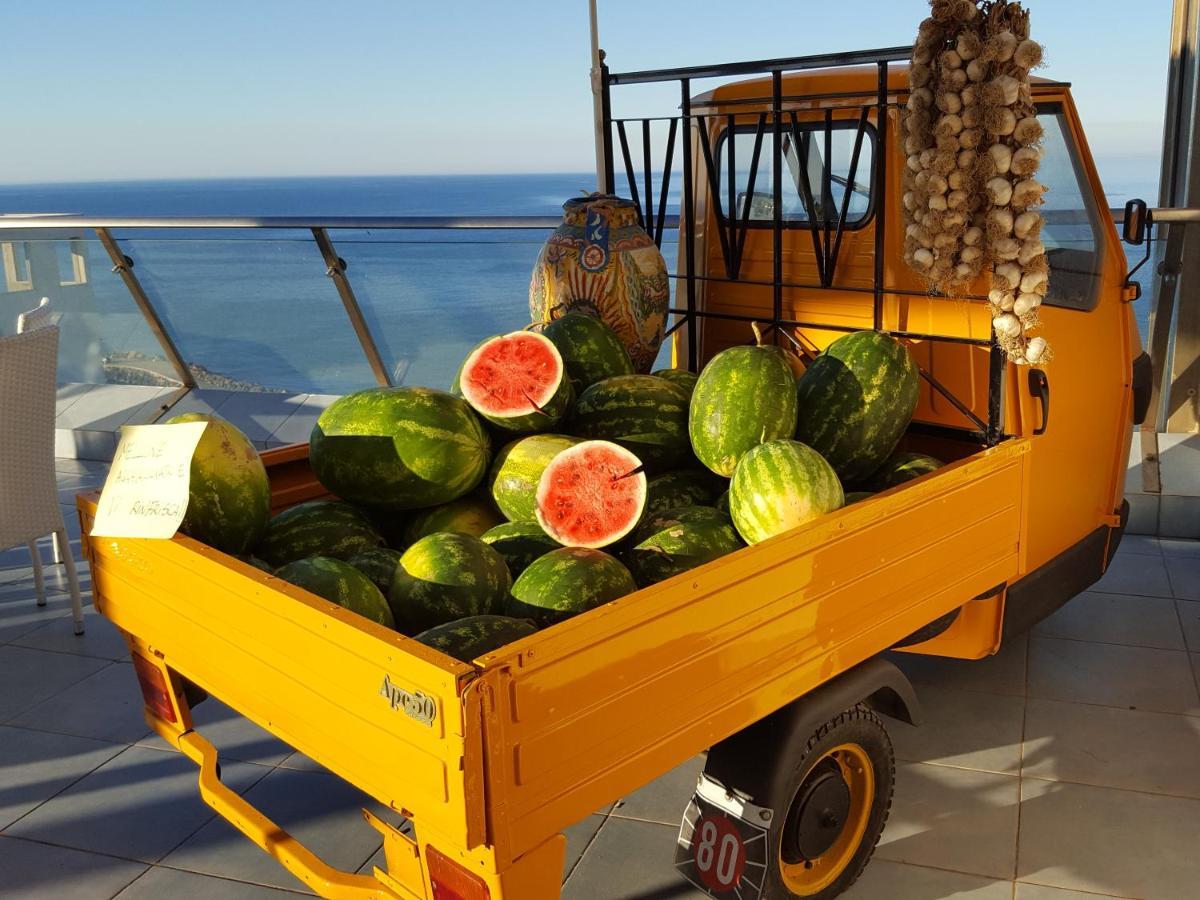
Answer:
760;705;895;899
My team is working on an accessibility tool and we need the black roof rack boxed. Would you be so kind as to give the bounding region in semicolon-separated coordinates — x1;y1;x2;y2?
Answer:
607;46;913;86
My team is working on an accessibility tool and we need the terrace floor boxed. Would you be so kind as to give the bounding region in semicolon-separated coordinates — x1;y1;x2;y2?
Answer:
1;460;1198;899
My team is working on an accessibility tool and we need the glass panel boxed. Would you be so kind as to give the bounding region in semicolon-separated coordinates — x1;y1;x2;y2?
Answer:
119;236;377;394
1037;108;1104;311
719;122;874;227
0;235;181;386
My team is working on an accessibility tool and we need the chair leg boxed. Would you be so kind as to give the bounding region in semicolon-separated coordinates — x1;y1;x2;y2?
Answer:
28;541;46;607
51;531;64;565
57;528;85;635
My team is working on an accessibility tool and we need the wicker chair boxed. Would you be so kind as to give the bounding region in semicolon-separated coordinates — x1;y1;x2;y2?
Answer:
0;323;86;634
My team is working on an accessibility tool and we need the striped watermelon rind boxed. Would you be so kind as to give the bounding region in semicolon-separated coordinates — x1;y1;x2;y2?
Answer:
794;331;920;483
403;493;503;545
488;434;581;522
652;367;699;399
729;440;844;545
506;547;636;626
622;512;745;587
169;414;270;555
644;469;726;517
275;556;395;628
256;500;385;568
389;532;513;634
689;345;799;477
347;546;404;595
413;615;539;662
569;374;691;472
458;331;574;433
626;504;731;547
310;387;491;510
540;311;634;390
864;452;943;491
480;521;562;579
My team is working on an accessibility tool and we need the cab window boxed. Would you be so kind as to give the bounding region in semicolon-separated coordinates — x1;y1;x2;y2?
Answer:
1036;105;1104;310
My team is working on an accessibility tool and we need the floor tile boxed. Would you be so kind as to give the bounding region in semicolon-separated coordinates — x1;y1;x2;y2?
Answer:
1023;698;1200;798
5;745;270;863
1033;591;1185;650
277;750;327;773
55;384;172;432
886;684;1025;774
55;382;98;419
875;762;1019;879
1124;492;1158;535
1018;777;1200;898
563;813;609;881
0;591;76;643
115;865;304;898
1091;553;1173;598
888;635;1028;697
844;859;1013;899
1158;432;1200;494
1160;538;1200;559
267;394;336;445
13;605;128;661
0;646;109;721
563;816;705;899
1179;600;1200;652
0;834;147;899
213;392;310;444
1166;557;1200;601
11;662;150;745
610;754;703;826
1113;534;1162;557
1027;637;1200;716
139;698;293;767
160;766;385;890
1014;884;1128;899
0;725;125;829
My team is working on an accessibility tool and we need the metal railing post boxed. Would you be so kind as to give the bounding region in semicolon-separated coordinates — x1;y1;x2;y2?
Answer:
95;228;196;388
311;228;393;388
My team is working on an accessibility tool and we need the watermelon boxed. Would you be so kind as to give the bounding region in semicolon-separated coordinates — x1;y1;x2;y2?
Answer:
865;452;943;491
257;500;384;567
358;507;409;551
275;557;394;628
310;387;491;510
480;521;561;579
570;375;691;472
729;440;844;545
541;311;634;390
347;547;404;594
506;547;636;626
488;434;581;522
794;331;920;483
622;510;744;586
413;615;539;662
689;343;799;477
645;470;725;517
844;491;875;505
458;331;574;433
535;440;648;549
714;490;731;513
403;494;503;545
627;504;731;546
234;554;274;574
168;414;270;555
388;532;512;634
652;367;699;399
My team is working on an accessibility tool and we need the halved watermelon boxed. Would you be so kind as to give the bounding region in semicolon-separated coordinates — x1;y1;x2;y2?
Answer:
458;331;573;433
535;440;647;549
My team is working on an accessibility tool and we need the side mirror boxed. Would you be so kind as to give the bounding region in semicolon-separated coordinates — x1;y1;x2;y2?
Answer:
1123;198;1150;245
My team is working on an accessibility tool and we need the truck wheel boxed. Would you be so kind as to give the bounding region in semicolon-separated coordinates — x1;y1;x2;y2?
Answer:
765;706;894;898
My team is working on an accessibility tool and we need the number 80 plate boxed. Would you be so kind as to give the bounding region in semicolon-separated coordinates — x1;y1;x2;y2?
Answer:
674;775;769;898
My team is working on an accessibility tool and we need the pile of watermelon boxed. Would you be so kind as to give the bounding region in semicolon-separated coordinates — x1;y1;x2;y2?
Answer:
175;311;945;665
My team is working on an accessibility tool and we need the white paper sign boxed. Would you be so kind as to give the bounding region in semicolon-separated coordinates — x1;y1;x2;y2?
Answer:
90;422;208;539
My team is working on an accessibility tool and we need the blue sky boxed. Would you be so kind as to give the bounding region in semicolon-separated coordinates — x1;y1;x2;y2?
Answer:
0;0;1172;187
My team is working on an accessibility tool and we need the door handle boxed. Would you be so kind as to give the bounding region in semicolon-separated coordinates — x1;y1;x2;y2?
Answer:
1028;369;1050;435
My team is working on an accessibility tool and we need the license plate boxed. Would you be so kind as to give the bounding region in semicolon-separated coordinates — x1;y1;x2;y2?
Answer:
674;775;770;898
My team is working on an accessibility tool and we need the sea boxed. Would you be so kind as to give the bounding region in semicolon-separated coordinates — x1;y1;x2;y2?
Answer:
0;173;1156;395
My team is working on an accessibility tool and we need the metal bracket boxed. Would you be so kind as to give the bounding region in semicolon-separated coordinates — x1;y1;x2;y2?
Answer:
311;228;393;388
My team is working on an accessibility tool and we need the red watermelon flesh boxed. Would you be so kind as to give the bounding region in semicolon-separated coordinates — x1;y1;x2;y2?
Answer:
535;441;647;549
460;332;564;419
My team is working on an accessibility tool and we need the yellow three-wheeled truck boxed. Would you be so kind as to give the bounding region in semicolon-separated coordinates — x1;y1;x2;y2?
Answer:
80;47;1147;900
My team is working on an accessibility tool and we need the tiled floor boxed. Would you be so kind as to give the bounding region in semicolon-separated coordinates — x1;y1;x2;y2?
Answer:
2;464;1198;899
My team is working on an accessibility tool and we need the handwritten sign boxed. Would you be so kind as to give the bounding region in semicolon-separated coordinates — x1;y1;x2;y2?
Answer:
90;422;208;539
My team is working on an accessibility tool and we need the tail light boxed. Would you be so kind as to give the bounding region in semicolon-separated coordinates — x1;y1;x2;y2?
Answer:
131;651;177;723
426;846;490;900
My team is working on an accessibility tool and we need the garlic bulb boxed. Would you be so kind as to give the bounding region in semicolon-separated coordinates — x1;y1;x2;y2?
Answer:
947;189;969;209
984;107;1017;136
985;176;1013;206
1014;39;1044;70
961;106;980;129
959;128;982;149
907;154;923;174
989;31;1018;62
966;58;988;82
1020;269;1049;294
933;231;958;249
1013;116;1043;144
988;143;1013;174
1014;211;1042;240
987;207;1014;235
928;172;949;194
993;237;1021;260
1011;146;1041;177
948;169;967;190
1025;336;1049;364
912;248;935;269
964;226;983;246
941;49;963;69
961;85;977;107
961;245;982;262
929;193;949;211
957;149;977;169
1012;179;1045;207
1013;292;1043;316
1017;240;1045;266
946;68;968;89
920;148;936;168
990;74;1020;106
943;210;967;228
993;312;1022;337
937;114;965;136
995;262;1022;290
955;262;975;280
937;91;963;115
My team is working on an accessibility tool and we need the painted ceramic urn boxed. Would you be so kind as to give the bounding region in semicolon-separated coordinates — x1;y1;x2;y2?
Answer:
529;193;669;373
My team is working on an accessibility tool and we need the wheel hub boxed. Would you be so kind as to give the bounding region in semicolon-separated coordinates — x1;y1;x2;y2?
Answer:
786;759;852;862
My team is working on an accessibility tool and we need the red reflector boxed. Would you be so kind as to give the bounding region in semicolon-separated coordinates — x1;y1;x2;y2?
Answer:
131;652;177;723
426;846;490;900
